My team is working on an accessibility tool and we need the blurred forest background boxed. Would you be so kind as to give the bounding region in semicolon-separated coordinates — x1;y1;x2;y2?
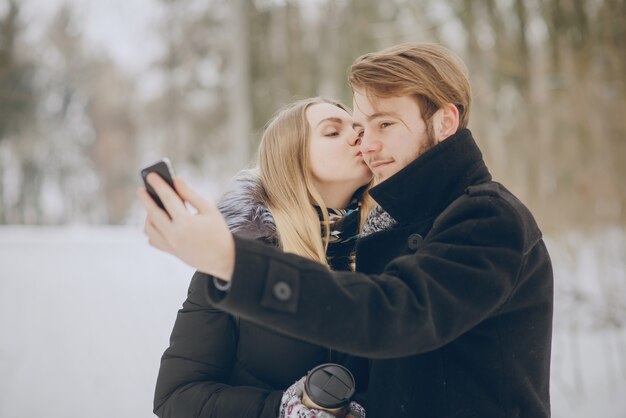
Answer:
0;0;624;230
1;0;625;417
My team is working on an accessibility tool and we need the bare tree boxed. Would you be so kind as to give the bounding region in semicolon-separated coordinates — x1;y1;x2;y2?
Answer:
0;0;37;223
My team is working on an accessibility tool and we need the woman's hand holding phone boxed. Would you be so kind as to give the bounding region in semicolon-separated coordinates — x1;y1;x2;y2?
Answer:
137;168;235;281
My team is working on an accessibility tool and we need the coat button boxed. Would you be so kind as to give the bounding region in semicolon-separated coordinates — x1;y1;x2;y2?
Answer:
273;281;292;301
407;233;423;250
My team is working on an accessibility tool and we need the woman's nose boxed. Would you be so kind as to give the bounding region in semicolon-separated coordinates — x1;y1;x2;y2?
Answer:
346;128;361;147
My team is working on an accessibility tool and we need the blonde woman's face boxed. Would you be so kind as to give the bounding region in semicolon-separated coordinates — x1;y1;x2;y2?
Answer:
306;103;372;198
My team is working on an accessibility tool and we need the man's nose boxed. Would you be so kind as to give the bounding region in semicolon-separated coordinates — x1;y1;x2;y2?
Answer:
359;131;381;154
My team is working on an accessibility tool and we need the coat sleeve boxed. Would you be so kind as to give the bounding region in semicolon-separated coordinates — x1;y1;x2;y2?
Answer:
153;273;283;418
205;195;527;359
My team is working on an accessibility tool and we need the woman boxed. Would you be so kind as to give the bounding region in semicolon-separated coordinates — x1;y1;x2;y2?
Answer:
140;98;373;417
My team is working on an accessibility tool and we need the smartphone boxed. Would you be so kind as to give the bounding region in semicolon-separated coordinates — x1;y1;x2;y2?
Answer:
140;158;177;211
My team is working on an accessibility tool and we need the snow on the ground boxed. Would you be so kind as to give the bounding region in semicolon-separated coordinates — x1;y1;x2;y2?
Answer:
546;227;626;418
0;225;625;418
0;226;192;418
551;329;626;417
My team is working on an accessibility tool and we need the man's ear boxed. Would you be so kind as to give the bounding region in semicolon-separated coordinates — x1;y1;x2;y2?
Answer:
432;103;460;143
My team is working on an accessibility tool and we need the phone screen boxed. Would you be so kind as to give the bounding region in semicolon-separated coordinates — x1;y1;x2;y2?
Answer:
140;158;176;211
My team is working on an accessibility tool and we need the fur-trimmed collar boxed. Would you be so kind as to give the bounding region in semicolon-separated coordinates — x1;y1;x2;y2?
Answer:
217;169;278;245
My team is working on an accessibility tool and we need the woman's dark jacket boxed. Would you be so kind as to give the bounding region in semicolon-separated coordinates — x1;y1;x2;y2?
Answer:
204;130;554;418
153;171;367;418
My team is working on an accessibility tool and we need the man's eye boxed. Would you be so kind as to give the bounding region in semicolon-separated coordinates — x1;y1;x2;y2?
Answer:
380;122;393;129
357;130;364;138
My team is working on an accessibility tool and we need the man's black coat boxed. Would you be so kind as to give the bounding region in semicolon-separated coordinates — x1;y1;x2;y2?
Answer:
206;129;554;417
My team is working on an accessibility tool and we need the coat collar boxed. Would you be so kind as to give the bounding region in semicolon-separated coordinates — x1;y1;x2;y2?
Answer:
368;128;492;225
217;168;279;245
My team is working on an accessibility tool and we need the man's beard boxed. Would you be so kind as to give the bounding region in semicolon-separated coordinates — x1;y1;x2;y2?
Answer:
372;120;439;182
418;119;438;156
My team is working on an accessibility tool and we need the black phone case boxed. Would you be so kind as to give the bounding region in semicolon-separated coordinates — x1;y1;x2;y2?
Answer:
141;161;175;210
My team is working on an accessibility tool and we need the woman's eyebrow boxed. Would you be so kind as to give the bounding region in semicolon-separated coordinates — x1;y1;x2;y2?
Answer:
315;117;344;128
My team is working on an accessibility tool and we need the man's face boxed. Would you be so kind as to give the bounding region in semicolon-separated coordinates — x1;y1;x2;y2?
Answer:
352;90;436;182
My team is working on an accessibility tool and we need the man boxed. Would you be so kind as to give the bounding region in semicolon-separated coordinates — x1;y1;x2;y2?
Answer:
140;43;553;417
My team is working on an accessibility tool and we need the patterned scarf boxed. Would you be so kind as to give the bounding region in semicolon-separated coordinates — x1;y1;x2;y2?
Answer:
314;193;361;271
361;205;397;237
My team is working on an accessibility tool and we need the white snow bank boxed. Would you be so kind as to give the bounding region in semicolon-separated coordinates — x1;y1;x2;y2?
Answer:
0;226;192;418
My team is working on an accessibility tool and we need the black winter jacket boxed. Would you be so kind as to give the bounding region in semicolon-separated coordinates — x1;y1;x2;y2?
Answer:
205;130;554;418
153;171;367;418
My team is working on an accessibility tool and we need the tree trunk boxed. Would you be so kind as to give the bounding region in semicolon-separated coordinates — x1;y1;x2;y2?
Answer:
228;0;251;169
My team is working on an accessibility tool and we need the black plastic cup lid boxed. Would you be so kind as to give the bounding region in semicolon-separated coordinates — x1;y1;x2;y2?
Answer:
304;363;356;409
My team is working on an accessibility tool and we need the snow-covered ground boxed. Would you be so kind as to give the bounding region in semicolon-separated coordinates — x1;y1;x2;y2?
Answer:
547;228;626;418
0;226;191;418
0;225;625;418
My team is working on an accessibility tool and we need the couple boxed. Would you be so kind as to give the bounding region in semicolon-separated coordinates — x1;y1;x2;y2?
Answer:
139;43;554;418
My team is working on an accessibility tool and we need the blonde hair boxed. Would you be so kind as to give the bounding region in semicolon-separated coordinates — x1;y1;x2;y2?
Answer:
258;97;373;266
349;42;472;129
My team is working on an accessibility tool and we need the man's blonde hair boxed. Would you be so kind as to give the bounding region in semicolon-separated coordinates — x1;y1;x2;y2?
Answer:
349;42;471;129
258;97;372;266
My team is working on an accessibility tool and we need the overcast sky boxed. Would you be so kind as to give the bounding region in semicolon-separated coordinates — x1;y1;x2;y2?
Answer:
18;0;164;75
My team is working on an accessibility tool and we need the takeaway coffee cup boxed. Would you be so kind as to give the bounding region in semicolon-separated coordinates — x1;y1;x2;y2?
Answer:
302;363;356;417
